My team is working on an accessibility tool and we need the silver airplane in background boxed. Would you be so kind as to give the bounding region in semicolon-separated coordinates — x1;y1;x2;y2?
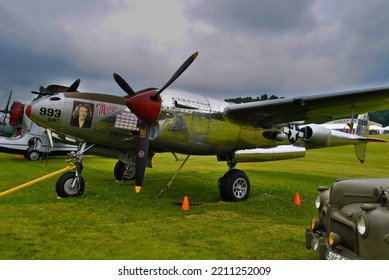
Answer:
0;87;77;160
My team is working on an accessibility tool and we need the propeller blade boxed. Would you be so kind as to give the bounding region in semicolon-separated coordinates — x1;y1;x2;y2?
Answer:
134;119;149;193
1;90;12;124
1;90;13;114
31;90;44;95
113;73;136;97
66;79;81;92
151;52;198;100
4;90;13;114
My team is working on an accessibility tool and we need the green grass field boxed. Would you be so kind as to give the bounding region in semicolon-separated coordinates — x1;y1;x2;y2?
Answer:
1;136;389;260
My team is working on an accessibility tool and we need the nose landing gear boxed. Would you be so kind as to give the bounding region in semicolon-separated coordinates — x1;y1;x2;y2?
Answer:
56;142;91;198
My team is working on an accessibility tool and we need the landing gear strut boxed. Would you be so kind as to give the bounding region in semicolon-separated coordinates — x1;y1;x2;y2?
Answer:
56;142;92;198
218;155;250;202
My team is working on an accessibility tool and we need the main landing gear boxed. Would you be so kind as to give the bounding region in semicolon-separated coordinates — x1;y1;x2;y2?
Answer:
114;151;156;182
114;160;136;182
56;142;91;198
55;145;250;202
218;157;250;202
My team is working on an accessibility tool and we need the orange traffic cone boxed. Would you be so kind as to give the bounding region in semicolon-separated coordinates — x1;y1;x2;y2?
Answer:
294;192;301;205
182;196;190;211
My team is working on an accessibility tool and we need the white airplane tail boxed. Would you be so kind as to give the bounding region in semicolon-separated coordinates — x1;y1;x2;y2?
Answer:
284;113;386;163
355;113;369;137
354;113;385;163
354;113;369;163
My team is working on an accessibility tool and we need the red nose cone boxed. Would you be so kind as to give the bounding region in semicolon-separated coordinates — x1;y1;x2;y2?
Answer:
125;91;162;124
25;104;32;118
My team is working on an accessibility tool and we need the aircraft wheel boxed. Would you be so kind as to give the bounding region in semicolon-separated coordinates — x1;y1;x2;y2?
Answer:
56;172;85;198
219;169;250;202
25;149;42;161
114;160;136;181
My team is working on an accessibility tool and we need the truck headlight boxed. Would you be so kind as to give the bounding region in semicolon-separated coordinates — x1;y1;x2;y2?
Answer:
315;195;321;209
310;218;321;231
328;232;341;247
315;187;329;211
357;215;369;238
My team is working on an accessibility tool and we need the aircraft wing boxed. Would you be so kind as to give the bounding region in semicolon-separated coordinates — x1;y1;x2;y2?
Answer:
224;87;389;128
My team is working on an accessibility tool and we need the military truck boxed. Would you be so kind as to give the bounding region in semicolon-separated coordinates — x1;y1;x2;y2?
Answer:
306;178;389;259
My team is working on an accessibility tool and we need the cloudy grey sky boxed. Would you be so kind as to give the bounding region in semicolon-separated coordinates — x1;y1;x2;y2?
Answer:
2;0;389;104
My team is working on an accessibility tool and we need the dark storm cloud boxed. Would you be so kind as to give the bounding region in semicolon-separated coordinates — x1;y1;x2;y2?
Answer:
183;0;389;97
0;0;125;101
333;1;389;87
186;0;315;34
0;36;107;102
2;0;389;104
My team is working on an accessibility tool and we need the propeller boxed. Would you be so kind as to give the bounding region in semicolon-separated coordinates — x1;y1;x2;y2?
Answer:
115;52;199;193
1;90;13;124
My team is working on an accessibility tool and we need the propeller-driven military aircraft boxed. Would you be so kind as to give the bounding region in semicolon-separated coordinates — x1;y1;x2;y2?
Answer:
17;52;389;201
0;86;77;160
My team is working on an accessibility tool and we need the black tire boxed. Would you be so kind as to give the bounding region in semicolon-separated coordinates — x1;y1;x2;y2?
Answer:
56;172;85;197
219;169;250;202
114;160;136;181
25;149;41;161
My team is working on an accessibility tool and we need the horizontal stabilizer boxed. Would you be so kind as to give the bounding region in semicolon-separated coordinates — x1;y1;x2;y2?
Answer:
354;142;367;164
365;137;387;142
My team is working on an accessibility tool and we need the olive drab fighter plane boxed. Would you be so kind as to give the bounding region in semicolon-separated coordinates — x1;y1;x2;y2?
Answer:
21;52;389;201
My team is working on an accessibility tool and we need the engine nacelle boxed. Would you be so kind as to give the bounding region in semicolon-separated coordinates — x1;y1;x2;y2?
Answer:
234;145;306;162
301;124;362;148
301;124;331;147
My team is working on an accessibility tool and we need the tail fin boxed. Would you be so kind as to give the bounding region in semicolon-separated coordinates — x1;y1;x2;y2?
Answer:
356;113;369;137
354;113;369;163
353;113;386;163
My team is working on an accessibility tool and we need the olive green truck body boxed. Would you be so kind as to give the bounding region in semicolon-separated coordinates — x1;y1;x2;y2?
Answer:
306;178;389;259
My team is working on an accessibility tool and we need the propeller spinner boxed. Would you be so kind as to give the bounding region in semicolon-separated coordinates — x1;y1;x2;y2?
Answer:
115;52;199;193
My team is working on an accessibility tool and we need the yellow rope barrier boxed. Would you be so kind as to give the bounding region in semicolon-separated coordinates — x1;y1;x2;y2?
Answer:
0;165;76;197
